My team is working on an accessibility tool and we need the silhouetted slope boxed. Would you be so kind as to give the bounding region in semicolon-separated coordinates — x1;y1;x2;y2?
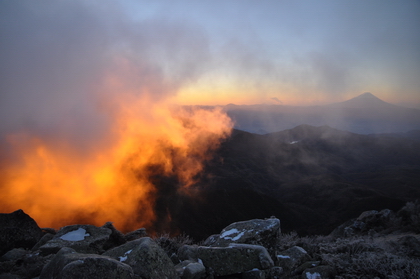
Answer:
150;125;420;240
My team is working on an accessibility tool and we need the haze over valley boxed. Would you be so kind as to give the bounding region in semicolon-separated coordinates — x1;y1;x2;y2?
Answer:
223;92;420;134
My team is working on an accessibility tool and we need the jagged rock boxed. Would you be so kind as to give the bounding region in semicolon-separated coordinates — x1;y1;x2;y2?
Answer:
0;209;43;256
302;265;336;279
39;224;112;255
40;247;134;279
330;209;396;237
124;227;147;241
178;243;273;277
103;237;178;279
32;233;55;252
276;246;311;273
397;200;420;232
206;218;280;257
101;222;126;250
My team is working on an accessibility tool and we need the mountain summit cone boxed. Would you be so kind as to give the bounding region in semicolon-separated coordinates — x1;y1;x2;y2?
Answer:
332;92;395;109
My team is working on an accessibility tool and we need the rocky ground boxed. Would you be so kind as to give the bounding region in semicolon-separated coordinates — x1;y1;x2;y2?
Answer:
1;201;420;279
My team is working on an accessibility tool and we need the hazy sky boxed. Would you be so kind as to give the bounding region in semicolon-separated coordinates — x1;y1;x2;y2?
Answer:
1;0;420;134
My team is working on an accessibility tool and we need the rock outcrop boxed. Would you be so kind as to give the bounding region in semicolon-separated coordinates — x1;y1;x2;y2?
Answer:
0;209;43;257
0;207;418;279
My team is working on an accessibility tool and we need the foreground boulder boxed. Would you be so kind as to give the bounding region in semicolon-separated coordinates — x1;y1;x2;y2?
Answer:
103;237;178;279
40;247;134;279
39;224;112;255
204;218;280;257
0;210;43;256
179;243;274;277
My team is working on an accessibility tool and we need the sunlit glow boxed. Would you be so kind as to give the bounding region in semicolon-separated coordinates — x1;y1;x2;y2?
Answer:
0;60;233;231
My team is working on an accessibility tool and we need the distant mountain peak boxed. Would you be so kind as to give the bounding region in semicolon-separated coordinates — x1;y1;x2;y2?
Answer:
354;92;381;100
331;92;395;109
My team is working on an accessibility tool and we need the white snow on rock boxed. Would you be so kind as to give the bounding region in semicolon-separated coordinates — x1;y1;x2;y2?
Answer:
305;271;321;279
290;141;299;144
231;231;245;241
60;228;90;241
118;249;132;262
220;228;239;239
277;255;291;259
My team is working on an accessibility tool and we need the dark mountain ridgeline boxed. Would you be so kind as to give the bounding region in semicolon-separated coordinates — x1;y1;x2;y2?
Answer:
150;124;420;240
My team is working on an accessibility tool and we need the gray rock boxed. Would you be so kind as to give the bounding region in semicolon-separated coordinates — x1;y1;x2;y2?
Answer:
39;224;112;255
0;248;28;262
179;262;206;279
207;218;280;257
124;228;147;241
302;265;336;279
40;247;134;279
101;222;126;251
32;233;55;252
268;266;283;279
103;237;178;279
0;209;43;256
179;243;273;277
331;209;396;237
276;246;311;272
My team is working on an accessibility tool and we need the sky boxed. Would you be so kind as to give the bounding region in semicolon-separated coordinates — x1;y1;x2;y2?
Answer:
1;0;420;135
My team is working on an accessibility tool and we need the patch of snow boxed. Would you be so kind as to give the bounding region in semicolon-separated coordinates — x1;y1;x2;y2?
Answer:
198;258;203;265
118;249;133;262
232;231;245;241
252;268;260;271
296;246;307;253
290;140;299;144
305;271;321;279
220;228;239;239
60;228;90;241
277;255;290;259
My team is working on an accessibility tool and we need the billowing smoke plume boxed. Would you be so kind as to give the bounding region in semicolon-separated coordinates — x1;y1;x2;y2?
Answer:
0;1;232;231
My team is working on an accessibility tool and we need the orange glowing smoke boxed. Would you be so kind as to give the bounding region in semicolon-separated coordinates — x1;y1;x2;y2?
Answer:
0;64;232;231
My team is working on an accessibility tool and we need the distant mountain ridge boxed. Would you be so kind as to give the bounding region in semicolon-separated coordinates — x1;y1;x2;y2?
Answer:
222;93;420;134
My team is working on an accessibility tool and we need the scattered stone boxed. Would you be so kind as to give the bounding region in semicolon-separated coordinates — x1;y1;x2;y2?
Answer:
40;247;134;279
179;243;273;277
302;265;336;279
276;246;311;272
0;209;43;256
184;262;206;279
268;266;283;279
293;261;321;276
39;224;112;255
104;237;178;279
